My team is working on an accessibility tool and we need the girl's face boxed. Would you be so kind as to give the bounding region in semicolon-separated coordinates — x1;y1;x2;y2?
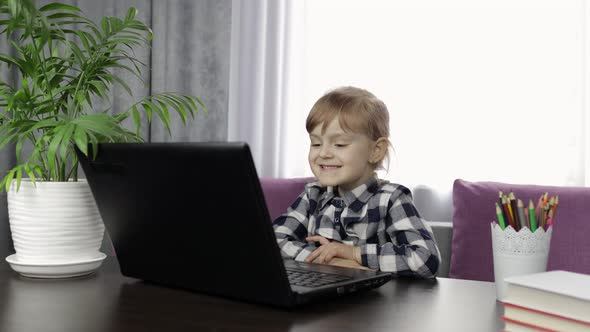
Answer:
308;117;377;194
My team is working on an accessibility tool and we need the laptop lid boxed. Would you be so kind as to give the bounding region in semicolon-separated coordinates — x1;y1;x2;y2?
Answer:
77;142;390;307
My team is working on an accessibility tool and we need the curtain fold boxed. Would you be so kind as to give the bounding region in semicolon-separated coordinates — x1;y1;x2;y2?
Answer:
585;0;590;187
150;0;230;142
228;0;305;177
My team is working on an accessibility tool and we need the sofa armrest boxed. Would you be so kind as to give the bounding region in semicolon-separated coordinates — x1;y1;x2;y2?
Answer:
426;221;453;278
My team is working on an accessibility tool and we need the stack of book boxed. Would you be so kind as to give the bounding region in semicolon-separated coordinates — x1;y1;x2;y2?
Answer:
501;270;590;332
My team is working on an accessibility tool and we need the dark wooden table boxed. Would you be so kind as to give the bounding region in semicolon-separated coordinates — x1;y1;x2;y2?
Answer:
0;257;503;332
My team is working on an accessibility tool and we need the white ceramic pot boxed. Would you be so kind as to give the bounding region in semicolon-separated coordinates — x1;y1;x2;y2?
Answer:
6;179;105;263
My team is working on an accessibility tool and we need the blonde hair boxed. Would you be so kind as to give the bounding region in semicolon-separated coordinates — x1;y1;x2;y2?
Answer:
306;86;391;168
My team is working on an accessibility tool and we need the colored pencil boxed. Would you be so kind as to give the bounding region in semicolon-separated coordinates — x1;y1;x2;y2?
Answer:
529;199;537;232
495;203;506;230
551;195;559;224
517;199;526;232
536;196;544;229
546;208;554;229
543;195;554;229
498;191;508;225
509;192;520;230
502;196;516;229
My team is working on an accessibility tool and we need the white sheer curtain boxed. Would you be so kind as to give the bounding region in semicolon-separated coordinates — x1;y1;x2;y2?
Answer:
228;0;305;177
585;0;590;186
229;0;590;221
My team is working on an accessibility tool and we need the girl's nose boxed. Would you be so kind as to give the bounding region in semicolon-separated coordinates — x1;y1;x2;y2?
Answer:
319;145;332;158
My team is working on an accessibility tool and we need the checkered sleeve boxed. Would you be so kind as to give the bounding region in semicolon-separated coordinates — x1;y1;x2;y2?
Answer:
272;187;318;262
361;186;441;278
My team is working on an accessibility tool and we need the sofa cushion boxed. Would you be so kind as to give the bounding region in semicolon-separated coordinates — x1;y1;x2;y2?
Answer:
428;221;453;278
259;177;313;222
450;179;590;281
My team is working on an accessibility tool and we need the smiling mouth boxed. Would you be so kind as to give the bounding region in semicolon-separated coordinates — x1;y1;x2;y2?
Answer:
320;165;341;170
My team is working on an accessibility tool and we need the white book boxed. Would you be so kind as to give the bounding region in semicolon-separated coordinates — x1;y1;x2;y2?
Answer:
503;302;590;332
503;270;590;323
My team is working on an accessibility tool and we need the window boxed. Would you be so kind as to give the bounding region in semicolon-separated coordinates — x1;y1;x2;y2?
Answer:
292;0;586;191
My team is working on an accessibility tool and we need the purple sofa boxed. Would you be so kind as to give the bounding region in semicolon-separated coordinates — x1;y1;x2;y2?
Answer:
451;179;590;281
259;177;313;222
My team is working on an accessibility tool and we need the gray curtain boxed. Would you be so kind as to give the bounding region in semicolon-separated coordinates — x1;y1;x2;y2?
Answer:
0;0;231;256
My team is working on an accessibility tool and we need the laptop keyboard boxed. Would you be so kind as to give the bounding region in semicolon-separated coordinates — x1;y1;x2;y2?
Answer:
286;268;351;288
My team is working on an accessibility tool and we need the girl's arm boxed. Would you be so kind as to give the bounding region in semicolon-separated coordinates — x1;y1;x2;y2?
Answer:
272;189;318;262
360;187;441;278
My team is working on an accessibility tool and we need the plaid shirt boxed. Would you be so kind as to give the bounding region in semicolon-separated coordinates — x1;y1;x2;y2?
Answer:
272;175;441;278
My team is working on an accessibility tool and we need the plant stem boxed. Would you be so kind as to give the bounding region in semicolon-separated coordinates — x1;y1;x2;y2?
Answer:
71;158;78;181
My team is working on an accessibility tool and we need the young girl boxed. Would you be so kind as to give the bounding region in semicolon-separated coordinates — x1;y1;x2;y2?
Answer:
272;86;440;278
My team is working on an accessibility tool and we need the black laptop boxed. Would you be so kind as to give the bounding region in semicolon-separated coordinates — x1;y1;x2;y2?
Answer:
77;142;392;307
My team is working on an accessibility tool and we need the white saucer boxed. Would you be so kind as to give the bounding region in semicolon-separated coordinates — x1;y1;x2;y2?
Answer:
5;253;107;278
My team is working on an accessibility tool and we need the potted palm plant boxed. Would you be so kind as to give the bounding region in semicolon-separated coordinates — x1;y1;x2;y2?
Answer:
0;0;205;277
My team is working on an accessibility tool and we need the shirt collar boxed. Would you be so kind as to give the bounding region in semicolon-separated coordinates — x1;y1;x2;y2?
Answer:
318;174;380;212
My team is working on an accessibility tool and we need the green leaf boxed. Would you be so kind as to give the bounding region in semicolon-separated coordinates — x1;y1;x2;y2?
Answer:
75;30;92;54
68;41;86;65
110;74;133;96
59;122;75;162
46;12;84;20
15;166;23;191
106;37;141;47
24;163;37;184
86;24;104;42
113;112;129;123
72;114;120;138
185;96;201;114
196;97;208;113
15;134;26;163
0;52;21;68
143;102;152;122
47;125;67;179
4;169;16;192
105;63;141;78
149;100;171;134
87;80;107;99
73;124;89;156
39;3;81;12
159;94;188;124
28;119;61;133
80;30;97;47
100;16;110;34
174;94;198;118
125;7;138;22
131;106;141;136
0;131;18;151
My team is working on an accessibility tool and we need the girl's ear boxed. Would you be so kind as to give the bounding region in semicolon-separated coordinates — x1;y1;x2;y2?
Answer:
369;137;388;164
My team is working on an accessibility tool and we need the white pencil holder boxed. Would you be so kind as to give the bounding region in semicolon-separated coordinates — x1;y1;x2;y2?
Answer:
490;223;552;301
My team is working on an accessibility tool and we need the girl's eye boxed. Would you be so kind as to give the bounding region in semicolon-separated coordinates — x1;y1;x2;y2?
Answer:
310;143;321;147
335;144;348;148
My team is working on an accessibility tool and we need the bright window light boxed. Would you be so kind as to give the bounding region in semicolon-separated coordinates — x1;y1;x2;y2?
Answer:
296;0;584;191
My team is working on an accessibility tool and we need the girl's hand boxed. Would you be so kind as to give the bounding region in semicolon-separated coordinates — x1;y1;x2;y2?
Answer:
305;235;354;264
325;257;370;270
